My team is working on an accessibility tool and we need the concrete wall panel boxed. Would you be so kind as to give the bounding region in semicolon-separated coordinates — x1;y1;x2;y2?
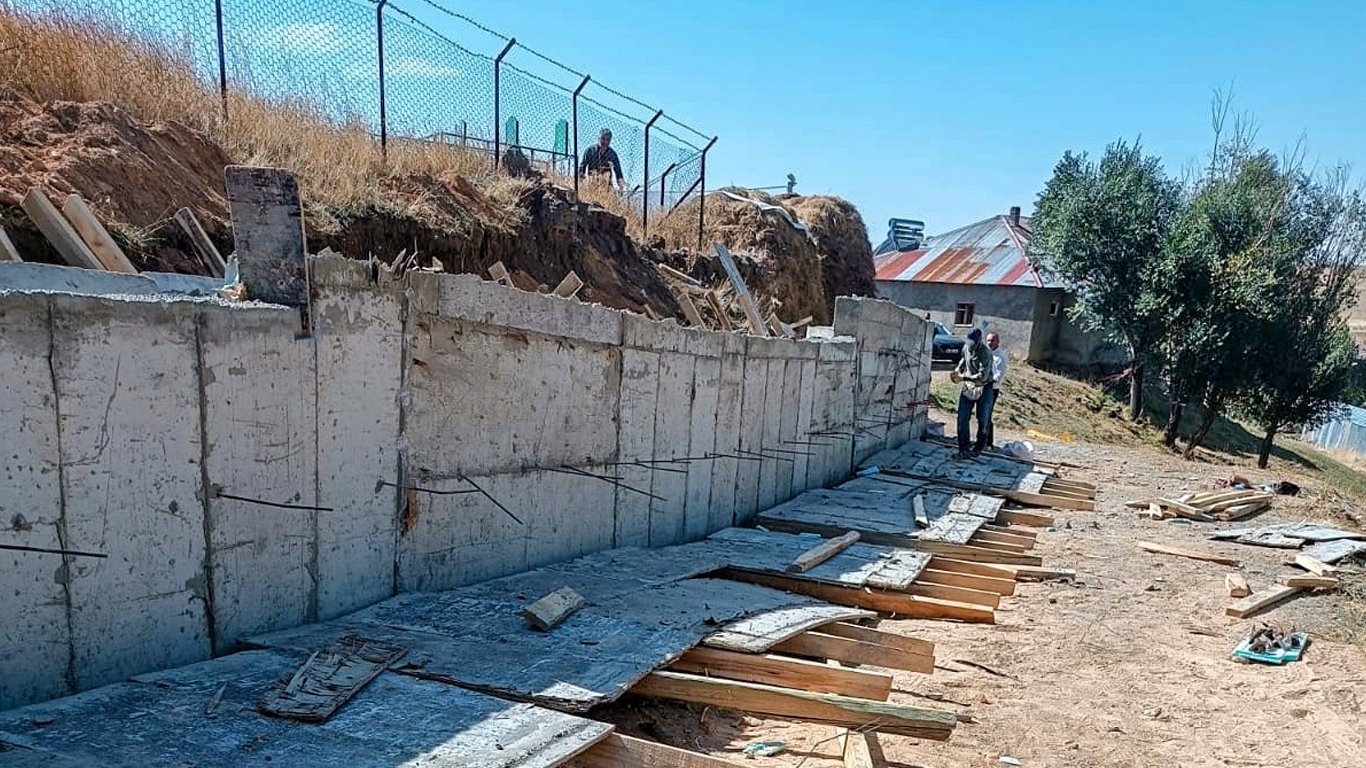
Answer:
50;297;209;691
199;306;317;650
647;352;694;547
614;349;657;548
0;294;71;709
758;359;785;511
683;356;720;541
707;350;744;531
734;356;767;523
312;264;404;619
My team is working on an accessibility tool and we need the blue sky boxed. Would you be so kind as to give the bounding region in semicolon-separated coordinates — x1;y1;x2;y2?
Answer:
431;0;1365;241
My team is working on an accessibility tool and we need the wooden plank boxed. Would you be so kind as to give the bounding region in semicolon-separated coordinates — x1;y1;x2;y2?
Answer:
713;244;769;336
1006;565;1077;582
675;290;707;328
906;582;1000;608
553;270;585;299
671;647;893;700
997;508;1053;527
630;671;957;740
173;207;226;277
706;291;733;331
912;540;1043;566
816;622;935;658
224;166;309;309
521;587;585;631
1226;585;1301;618
787;531;861;573
771;631;933;674
0;226;23;261
927;557;1019;580
1279;574;1339;590
919;513;986;545
718;569;995;624
912;494;928;529
1293;554;1338;576
916;567;1016;596
1003;489;1095;511
256;636;405;723
1136;540;1240;566
1225;573;1251;598
20;187;101;269
841;729;877;768
487;260;512;285
60;195;137;273
573;733;748;768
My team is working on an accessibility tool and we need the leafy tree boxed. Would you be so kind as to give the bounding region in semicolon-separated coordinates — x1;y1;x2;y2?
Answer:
1030;140;1182;420
1234;177;1365;467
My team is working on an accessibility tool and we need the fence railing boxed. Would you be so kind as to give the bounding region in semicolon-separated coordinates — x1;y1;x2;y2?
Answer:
35;0;716;241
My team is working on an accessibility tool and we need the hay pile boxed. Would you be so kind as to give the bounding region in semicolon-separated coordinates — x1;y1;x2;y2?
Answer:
657;187;875;325
785;195;877;303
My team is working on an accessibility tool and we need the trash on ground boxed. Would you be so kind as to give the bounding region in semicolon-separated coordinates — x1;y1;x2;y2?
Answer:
743;740;786;757
1232;623;1308;665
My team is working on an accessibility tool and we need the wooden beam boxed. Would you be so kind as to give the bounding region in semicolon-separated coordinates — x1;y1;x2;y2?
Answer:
1003;489;1095;511
771;631;933;675
905;582;1001;608
996;509;1054;527
173;207;227;277
787;531;860;573
21;188;102;270
0;226;22;261
60;195;137;273
840;728;876;768
675;289;707;328
553;270;584;299
717;569;994;624
1293;554;1338;576
521;587;584;630
1226;585;1301;618
713;244;768;336
1007;565;1077;582
1225;573;1251;598
927;557;1018;581
487;260;512;285
706;291;733;331
573;733;748;768
916;567;1016;596
1136;540;1240;567
1279;574;1339;590
962;535;1027;554
671;647;893;700
630;671;957;741
912;539;1043;566
816;622;935;658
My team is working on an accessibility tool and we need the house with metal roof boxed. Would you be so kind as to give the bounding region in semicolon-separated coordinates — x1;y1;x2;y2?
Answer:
873;207;1123;365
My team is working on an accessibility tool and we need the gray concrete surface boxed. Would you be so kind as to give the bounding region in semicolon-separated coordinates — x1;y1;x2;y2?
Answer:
0;257;929;712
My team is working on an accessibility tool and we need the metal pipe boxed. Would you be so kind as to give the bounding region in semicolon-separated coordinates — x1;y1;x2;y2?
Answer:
642;109;663;236
696;136;717;250
492;38;517;169
571;74;590;197
376;0;389;160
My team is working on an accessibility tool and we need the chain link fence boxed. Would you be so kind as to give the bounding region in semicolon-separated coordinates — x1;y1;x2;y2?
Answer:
18;0;715;241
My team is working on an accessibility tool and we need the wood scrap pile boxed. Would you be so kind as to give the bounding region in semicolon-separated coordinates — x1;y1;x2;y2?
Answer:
1126;488;1273;522
654;254;812;338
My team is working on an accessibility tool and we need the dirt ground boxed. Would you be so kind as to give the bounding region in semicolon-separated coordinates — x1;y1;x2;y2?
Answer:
596;421;1366;767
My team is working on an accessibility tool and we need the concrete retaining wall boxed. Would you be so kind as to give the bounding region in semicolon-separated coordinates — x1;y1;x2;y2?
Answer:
0;258;930;711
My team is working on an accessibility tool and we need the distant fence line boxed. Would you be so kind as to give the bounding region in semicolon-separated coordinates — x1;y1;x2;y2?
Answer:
1302;403;1366;457
33;0;716;239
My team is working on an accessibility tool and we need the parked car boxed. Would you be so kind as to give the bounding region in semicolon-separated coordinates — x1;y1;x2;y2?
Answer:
932;322;964;362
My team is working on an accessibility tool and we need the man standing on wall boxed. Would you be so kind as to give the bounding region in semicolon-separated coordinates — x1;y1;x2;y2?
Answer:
983;331;1007;451
951;329;994;459
580;128;625;190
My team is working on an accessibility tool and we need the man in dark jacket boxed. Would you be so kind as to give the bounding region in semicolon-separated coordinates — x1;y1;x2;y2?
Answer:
580;128;624;188
952;328;994;459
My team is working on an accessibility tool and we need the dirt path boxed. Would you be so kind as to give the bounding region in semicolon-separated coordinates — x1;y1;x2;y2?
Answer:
601;433;1366;767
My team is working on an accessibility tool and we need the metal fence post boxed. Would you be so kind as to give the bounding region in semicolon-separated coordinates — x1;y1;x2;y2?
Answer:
697;136;717;250
642;110;663;236
571;75;590;197
492;38;517;170
376;0;389;161
659;162;677;209
214;0;228;128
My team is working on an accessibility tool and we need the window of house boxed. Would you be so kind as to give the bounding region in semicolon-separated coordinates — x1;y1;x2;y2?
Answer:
1048;301;1061;316
954;302;975;327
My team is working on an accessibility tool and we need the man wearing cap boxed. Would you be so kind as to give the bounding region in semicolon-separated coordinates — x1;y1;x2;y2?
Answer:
580;128;625;189
951;328;994;459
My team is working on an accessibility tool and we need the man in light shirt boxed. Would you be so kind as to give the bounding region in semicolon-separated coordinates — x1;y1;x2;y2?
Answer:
984;331;1007;451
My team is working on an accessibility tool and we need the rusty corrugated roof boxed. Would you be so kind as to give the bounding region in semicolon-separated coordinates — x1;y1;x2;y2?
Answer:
873;213;1056;288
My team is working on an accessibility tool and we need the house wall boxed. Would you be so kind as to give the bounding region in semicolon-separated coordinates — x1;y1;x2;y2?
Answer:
1049;294;1130;368
0;259;932;712
875;280;1041;361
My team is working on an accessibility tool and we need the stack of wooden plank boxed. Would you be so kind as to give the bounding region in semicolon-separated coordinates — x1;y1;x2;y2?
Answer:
1126;488;1273;522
